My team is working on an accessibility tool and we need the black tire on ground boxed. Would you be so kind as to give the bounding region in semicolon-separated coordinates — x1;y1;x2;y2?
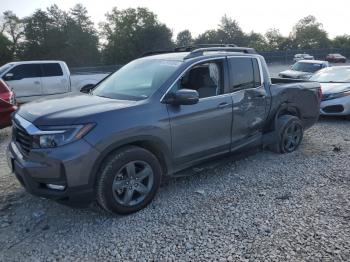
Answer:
269;115;304;154
96;146;162;215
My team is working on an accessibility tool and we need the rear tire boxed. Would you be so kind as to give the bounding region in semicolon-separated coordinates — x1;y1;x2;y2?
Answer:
96;146;162;215
269;115;303;154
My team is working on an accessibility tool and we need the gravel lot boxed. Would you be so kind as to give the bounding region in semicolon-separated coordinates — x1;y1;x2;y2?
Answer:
0;117;350;261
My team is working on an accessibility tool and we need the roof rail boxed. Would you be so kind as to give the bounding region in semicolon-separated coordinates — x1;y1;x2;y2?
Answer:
174;44;237;52
184;47;257;59
140;44;255;59
141;50;174;57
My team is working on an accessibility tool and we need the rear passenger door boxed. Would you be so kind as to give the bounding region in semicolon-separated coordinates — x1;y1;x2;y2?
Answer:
228;57;268;147
4;64;42;101
41;63;69;95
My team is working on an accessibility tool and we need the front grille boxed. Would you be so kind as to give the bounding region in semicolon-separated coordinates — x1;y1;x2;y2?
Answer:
13;121;32;155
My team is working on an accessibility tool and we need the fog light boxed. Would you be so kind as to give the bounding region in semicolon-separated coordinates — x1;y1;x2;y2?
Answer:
47;184;66;190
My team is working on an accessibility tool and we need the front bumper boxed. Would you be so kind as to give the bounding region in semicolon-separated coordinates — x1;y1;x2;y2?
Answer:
6;139;100;207
320;96;350;116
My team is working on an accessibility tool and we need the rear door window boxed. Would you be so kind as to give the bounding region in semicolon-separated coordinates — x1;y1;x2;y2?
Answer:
41;63;63;77
7;64;41;80
228;57;255;92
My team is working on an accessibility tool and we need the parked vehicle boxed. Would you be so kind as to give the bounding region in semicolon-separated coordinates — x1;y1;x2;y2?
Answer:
310;66;350;116
0;61;109;104
0;80;17;128
7;46;321;214
293;53;314;62
279;60;330;79
325;53;347;63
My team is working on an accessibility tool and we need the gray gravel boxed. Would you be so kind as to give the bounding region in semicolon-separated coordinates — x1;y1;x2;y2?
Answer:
0;118;350;261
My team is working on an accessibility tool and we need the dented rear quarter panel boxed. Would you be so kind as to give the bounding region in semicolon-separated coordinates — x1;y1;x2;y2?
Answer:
266;79;321;131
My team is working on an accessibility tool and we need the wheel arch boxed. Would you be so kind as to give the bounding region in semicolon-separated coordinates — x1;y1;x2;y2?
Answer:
270;103;301;131
88;136;172;188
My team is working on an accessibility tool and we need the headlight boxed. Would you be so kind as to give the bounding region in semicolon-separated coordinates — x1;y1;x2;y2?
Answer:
326;91;350;100
33;123;95;148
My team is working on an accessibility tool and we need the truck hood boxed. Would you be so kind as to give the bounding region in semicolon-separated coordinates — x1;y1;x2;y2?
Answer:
320;82;350;95
279;70;313;79
18;93;138;126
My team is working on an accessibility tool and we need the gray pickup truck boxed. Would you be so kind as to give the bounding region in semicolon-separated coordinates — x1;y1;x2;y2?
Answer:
7;46;321;214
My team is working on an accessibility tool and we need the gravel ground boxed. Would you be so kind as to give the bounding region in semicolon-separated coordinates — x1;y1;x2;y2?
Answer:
0;117;350;261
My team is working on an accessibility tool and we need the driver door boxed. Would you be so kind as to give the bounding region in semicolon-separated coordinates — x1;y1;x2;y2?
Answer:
166;59;233;165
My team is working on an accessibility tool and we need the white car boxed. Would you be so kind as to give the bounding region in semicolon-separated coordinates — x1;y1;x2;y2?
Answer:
0;61;110;104
279;60;329;80
293;54;314;62
310;66;350;116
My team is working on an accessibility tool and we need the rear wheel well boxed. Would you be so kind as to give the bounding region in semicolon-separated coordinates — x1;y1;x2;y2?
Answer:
277;107;300;119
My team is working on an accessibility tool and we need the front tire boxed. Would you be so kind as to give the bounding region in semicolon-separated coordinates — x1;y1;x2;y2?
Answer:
96;146;162;215
269;115;304;154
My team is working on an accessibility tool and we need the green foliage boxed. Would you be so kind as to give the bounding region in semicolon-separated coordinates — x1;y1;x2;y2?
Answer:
246;32;268;51
292;15;330;49
217;15;247;46
1;10;24;58
332;35;350;49
194;16;247;46
20;4;100;66
0;33;12;64
176;30;193;47
101;7;174;64
1;7;350;66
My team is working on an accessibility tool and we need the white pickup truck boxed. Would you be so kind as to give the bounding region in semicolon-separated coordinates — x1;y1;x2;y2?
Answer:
0;61;110;104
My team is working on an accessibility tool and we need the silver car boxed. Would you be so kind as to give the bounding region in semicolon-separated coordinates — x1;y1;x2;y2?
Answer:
293;53;314;62
310;66;350;116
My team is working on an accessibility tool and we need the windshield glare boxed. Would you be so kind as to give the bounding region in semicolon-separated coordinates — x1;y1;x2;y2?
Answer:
310;67;350;83
292;62;323;73
93;59;182;100
0;64;13;75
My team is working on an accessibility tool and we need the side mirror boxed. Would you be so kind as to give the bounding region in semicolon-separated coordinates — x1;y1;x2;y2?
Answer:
4;73;14;81
163;89;199;105
80;84;95;94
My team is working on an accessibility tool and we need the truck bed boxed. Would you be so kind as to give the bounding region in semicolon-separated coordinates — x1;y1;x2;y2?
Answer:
267;78;321;130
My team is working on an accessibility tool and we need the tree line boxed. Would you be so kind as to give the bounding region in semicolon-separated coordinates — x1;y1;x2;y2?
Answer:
1;4;350;66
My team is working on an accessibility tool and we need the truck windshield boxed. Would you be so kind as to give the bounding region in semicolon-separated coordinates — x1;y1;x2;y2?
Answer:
93;59;182;100
310;67;350;83
0;64;13;75
292;62;323;73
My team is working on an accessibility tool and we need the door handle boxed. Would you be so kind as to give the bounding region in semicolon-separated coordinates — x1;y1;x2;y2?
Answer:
34;81;40;85
217;102;230;109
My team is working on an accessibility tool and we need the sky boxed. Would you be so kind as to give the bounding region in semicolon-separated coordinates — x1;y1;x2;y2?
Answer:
0;0;348;39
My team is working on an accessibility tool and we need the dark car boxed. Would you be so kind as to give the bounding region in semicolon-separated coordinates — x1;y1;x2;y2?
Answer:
0;79;16;128
7;46;321;214
326;54;347;63
279;60;330;79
